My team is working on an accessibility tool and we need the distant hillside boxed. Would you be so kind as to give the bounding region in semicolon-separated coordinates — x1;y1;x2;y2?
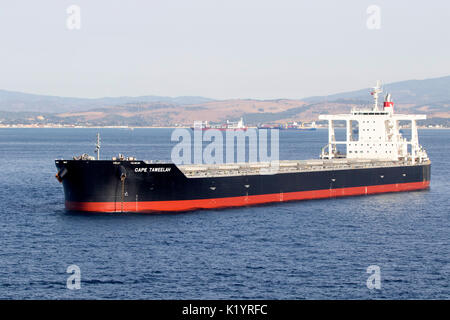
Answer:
0;75;449;126
304;75;450;105
50;99;308;126
0;89;213;113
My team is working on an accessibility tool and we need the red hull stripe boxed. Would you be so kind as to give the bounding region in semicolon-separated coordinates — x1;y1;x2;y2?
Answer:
66;181;430;213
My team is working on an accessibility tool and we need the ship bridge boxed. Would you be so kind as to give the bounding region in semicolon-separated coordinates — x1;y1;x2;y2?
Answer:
319;81;428;164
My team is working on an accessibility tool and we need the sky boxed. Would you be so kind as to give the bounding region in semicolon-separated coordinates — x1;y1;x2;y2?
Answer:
0;0;449;99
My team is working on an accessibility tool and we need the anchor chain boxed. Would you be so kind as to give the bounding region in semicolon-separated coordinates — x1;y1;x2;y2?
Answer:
120;173;126;212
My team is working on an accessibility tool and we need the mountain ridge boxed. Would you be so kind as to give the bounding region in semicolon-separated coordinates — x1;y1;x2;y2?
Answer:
0;89;213;113
1;75;449;126
303;75;450;104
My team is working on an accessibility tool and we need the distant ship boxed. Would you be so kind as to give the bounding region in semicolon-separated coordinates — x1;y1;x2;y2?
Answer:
257;122;316;131
191;118;247;131
256;123;283;129
55;81;430;213
281;121;317;131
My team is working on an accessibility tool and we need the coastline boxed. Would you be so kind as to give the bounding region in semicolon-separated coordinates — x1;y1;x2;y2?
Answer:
0;125;448;130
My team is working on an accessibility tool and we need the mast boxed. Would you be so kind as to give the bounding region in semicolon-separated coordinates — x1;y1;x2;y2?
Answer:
371;80;382;111
95;133;101;160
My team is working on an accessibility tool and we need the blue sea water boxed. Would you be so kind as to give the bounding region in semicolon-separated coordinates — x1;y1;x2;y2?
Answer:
0;128;448;299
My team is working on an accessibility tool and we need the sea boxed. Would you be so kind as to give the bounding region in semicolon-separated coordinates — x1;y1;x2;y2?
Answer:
0;128;448;299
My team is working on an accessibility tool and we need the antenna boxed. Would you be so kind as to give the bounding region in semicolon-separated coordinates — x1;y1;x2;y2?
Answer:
95;133;101;160
371;80;383;111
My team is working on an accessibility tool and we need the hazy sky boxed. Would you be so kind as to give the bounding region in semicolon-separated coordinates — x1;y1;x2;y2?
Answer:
0;0;449;99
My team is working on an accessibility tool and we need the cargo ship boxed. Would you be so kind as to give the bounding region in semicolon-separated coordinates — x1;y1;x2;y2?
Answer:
281;121;317;131
55;82;430;213
257;122;316;130
191;118;247;131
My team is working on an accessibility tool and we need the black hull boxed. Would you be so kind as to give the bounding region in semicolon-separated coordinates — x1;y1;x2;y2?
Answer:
55;160;431;213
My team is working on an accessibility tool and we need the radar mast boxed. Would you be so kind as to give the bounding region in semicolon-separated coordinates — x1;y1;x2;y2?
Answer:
95;133;101;160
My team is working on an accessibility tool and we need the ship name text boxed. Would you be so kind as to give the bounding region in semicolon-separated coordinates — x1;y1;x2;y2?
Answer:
134;167;171;173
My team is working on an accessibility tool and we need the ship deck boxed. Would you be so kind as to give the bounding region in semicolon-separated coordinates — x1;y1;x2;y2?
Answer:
171;159;430;178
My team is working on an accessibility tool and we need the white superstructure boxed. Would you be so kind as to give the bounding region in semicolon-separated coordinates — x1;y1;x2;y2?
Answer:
227;118;246;129
319;81;428;164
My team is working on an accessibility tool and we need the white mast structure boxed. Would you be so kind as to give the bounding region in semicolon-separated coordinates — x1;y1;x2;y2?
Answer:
95;132;101;160
319;81;428;164
227;118;246;129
